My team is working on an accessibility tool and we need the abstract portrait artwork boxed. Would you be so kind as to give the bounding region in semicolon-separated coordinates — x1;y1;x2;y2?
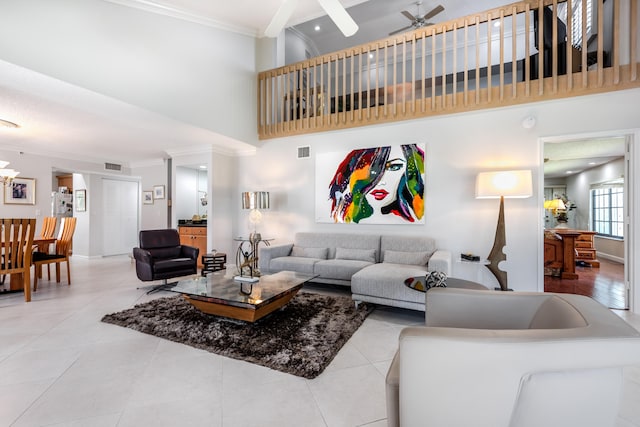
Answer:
315;143;425;224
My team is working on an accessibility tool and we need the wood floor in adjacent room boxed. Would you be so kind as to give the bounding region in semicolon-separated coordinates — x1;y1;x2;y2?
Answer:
544;258;627;310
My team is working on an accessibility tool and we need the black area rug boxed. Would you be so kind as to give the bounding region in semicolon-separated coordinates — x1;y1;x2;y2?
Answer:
101;292;371;379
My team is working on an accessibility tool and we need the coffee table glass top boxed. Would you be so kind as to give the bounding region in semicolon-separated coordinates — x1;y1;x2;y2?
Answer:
168;271;317;309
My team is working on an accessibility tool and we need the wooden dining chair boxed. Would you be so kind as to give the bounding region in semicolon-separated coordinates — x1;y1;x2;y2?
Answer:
35;216;57;279
32;217;76;292
0;218;36;302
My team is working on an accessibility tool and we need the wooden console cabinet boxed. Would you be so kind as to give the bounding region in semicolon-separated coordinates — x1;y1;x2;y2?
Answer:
178;226;207;267
574;231;600;268
544;230;580;280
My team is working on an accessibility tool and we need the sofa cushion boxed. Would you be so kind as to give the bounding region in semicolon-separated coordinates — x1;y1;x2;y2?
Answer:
335;247;376;263
384;250;431;266
352;263;429;304
291;246;329;259
270;256;318;275
314;259;374;281
294;232;381;260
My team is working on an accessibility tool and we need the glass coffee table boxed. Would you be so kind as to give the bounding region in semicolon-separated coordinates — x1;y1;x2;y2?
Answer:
168;271;317;322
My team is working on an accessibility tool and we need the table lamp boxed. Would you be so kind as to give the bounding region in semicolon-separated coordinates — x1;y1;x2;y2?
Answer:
242;191;270;242
476;170;532;291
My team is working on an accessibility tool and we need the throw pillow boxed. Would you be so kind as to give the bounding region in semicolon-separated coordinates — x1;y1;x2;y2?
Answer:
383;250;431;266
335;247;376;263
404;271;448;292
303;247;329;259
426;271;448;288
291;246;305;257
291;246;329;259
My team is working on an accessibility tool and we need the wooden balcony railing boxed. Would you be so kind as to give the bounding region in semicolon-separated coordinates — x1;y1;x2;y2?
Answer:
257;0;639;140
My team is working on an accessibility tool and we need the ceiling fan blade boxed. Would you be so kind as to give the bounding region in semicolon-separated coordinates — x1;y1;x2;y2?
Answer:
389;25;415;36
318;0;359;37
401;10;417;21
264;0;299;38
423;4;444;21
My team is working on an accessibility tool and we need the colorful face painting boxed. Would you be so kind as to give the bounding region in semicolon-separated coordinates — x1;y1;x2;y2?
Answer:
325;143;425;224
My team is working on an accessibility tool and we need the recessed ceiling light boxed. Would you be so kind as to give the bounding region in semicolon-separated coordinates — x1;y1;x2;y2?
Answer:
314;25;320;31
0;119;19;128
566;170;574;174
199;165;207;169
588;162;596;165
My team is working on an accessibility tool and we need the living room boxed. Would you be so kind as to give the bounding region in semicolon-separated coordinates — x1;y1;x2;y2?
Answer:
1;0;640;425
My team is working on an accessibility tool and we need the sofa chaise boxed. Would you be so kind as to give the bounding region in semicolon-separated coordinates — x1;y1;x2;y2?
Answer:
258;232;454;311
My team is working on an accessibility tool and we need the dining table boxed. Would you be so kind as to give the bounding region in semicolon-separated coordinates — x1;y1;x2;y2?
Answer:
3;236;57;299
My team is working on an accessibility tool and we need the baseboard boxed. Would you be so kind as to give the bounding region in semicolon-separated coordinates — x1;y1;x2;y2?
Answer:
596;253;624;264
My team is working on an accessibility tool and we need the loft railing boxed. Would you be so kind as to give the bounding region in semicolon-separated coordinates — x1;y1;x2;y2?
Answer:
257;0;639;140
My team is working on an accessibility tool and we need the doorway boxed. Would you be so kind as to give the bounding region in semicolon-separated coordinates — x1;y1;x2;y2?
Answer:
103;178;138;256
543;132;632;310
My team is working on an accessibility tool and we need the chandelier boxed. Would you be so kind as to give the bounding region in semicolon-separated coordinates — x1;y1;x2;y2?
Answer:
0;160;19;187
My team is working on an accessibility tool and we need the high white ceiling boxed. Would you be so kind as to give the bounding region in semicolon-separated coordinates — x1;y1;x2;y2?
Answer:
0;0;625;172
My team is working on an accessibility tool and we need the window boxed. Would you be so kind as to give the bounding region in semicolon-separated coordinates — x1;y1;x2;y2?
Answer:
558;0;595;48
591;186;624;238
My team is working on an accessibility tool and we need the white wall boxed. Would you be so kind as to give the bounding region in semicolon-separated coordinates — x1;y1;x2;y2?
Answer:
132;161;169;230
567;157;625;230
0;0;258;145
235;88;640;299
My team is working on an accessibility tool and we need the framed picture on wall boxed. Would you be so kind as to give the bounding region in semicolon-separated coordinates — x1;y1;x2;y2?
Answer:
153;185;165;200
3;177;36;205
143;191;154;205
75;189;86;212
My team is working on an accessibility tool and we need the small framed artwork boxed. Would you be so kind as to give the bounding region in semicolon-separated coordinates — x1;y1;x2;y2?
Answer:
153;185;165;200
143;191;154;205
4;177;36;205
75;189;87;212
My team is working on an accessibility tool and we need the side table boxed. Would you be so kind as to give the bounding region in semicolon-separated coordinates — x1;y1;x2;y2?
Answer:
201;253;227;276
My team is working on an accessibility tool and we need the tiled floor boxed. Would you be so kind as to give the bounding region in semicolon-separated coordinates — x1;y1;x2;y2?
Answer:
0;256;639;426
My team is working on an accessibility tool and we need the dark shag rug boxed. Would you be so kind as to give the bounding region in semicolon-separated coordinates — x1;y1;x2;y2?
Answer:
101;292;371;379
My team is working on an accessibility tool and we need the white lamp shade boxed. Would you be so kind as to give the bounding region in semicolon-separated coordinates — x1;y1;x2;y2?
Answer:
242;191;270;210
475;170;532;199
544;198;566;211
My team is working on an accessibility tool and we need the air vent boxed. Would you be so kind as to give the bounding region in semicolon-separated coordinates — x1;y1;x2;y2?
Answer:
297;146;310;159
104;162;122;172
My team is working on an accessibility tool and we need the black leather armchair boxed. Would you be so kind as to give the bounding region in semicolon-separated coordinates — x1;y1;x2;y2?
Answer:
133;229;199;293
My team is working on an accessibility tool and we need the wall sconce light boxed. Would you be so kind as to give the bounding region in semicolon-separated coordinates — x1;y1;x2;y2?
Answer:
476;170;532;291
0;160;19;187
242;191;270;241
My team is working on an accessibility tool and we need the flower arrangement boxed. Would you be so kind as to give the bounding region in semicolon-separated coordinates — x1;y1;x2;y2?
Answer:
555;193;576;223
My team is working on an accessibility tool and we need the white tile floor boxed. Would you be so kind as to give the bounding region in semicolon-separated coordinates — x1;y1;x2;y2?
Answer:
0;256;638;427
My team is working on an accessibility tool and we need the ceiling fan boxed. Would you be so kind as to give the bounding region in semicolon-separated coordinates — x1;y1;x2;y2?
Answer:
264;0;358;38
389;2;444;36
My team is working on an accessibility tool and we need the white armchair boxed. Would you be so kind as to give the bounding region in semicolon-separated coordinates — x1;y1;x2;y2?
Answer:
386;288;640;427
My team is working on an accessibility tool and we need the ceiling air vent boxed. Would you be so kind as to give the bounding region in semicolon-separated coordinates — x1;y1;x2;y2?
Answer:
104;162;122;172
297;146;310;159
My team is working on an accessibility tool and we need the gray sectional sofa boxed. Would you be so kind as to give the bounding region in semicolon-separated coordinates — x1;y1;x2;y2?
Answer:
258;232;452;311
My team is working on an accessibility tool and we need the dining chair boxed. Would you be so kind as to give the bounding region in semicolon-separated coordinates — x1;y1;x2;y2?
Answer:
35;216;57;280
32;217;77;292
0;218;37;302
